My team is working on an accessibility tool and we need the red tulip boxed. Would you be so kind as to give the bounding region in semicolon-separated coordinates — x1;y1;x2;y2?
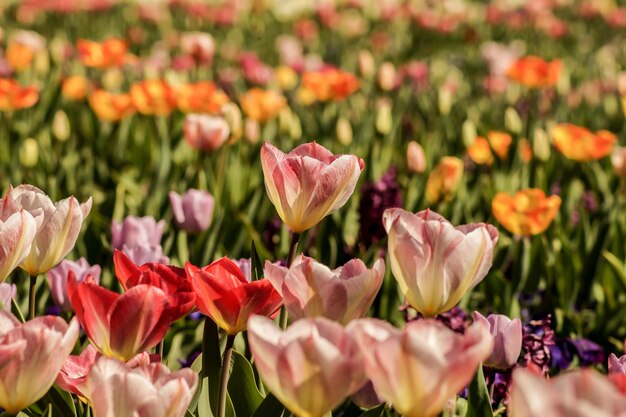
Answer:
186;257;283;335
67;272;175;361
113;250;195;320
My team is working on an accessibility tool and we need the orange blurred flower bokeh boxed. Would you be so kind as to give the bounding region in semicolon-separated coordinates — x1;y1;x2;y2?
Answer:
507;56;562;88
492;189;561;236
301;68;359;102
77;38;127;69
488;131;513;159
0;78;38;110
88;89;135;121
467;137;494;165
130;80;177;116
176;82;229;114
240;88;286;122
425;156;464;203
61;75;91;101
551;123;616;162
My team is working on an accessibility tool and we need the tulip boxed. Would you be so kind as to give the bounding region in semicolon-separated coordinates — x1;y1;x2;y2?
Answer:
222;102;243;142
121;244;170;266
301;68;359;101
378;62;396;91
264;255;385;324
0;206;38;282
261;142;364;233
183;114;230;152
0;78;38;110
248;316;367;417
336;116;353;146
382;208;498;317
375;99;393;135
473;311;522;369
0;283;16;311
609;353;626;374
67;273;175;361
406;141;426;174
111;215;165;250
612;147;626;177
62;75;91;101
357;50;375;79
510;368;626;417
349;318;493;417
168;189;215;233
130;79;177;116
52;110;71;141
245;119;261;144
88;89;135;121
467;136;494;165
47;257;101;311
6;30;45;71
425;156;463;203
19;138;38;167
492;189;561;236
551;123;617;162
506;56;562;88
84;356;198;417
180;32;215;65
113;250;195;321
0;311;79;414
76;38;127;69
176;82;229;114
240;88;286;122
488;131;513;159
186;258;282;335
6;185;92;276
275;65;298;90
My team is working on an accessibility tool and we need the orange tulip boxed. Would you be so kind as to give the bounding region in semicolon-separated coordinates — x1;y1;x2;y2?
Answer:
488;131;513;159
492;189;561;236
176;82;229;114
88;89;135;121
0;79;38;111
506;56;562;88
240;88;286;122
130;80;177;116
5;31;45;72
467;137;494;165
301;68;359;102
61;76;91;101
425;156;464;203
518;139;533;163
551;123;616;161
76;38;127;69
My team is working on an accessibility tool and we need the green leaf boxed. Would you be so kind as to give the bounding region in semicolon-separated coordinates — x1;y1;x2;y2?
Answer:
250;241;264;281
228;351;263;416
602;250;626;290
251;393;285;417
202;318;222;417
466;366;494;417
358;404;386;417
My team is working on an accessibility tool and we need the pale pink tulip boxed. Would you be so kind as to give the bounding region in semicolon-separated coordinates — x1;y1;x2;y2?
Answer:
611;147;626;178
85;356;198;417
0;203;38;281
0;283;15;311
183;114;230;152
406;141;427;174
168;189;215;233
349;318;493;417
265;255;385;324
7;185;92;276
111;215;164;250
180;32;215;65
0;311;79;414
261;142;364;233
248;315;367;417
609;353;626;375
510;368;626;417
474;311;522;369
383;208;498;317
47;257;101;311
121;244;169;265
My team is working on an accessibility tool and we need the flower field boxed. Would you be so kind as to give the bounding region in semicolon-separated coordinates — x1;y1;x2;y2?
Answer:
2;0;626;416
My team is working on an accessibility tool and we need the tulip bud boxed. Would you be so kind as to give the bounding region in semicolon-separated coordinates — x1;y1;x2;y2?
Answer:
34;51;49;76
462;119;477;147
275;65;298;90
168;189;215;234
244;119;261;144
438;86;453;115
375;99;393;135
289;113;302;140
102;68;124;91
378;62;396;91
183;114;230;152
473;312;522;369
358;49;375;79
222;102;243;142
406;141;426;173
52;110;71;142
278;107;293;134
612;147;626;177
505;106;523;134
19;138;38;167
533;127;551;161
425;156;464;204
336;116;353;145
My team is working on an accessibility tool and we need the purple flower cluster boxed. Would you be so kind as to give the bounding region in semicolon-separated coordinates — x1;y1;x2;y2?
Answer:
358;167;402;248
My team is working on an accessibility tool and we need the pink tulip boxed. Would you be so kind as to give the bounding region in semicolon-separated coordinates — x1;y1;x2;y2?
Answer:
349;318;493;417
609;353;626;374
261;142;365;232
611;147;626;178
121;244;170;265
406;141;427;174
383;208;498;317
47;257;101;311
510;368;626;417
248;315;367;417
180;32;215;65
168;189;215;233
0;311;79;414
473;311;522;369
0;283;16;311
265;255;385;324
84;356;198;417
0;202;38;281
183;114;230;152
111;215;165;250
6;185;92;276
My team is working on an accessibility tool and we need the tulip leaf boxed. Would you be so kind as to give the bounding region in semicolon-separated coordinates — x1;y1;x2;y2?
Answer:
228;351;264;416
202;318;223;416
251;241;264;281
250;392;285;417
25;386;78;417
358;404;386;417
465;366;494;417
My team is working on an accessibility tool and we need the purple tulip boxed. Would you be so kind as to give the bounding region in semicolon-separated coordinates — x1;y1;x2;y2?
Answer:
168;189;215;234
47;258;101;311
111;216;165;250
0;283;16;311
121;244;169;266
474;312;523;369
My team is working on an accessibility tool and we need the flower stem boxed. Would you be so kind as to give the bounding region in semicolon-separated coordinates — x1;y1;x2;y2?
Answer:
279;232;301;329
217;334;236;417
28;275;37;320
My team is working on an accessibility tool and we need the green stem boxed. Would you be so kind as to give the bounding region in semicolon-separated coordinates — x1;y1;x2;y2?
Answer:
29;275;37;320
217;335;236;417
279;232;301;329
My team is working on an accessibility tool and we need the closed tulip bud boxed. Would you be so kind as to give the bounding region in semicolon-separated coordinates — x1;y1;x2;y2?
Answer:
62;76;90;101
383;208;498;317
358;50;375;79
101;68;124;91
7;185;92;276
168;189;214;233
378;62;396;91
406;141;427;174
278;107;293;134
180;32;215;65
473;311;522;369
85;356;198;417
265;255;385;324
244;118;261;144
248;316;367;417
275;65;298;90
52;110;70;142
261;142;364;233
0;206;38;282
221;102;243;142
19;138;38;168
425;156;464;204
438;86;453;115
47;258;101;312
533;127;551;161
462;119;477;147
375;99;393;135
0;311;79;414
349;318;493;417
505;106;523;134
336;116;353;145
611;147;626;177
183;114;230;152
